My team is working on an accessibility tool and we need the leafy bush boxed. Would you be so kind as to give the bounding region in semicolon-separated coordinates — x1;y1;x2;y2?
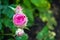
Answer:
0;0;57;40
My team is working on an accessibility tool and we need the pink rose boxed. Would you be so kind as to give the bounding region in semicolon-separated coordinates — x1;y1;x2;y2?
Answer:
13;13;28;28
16;28;24;36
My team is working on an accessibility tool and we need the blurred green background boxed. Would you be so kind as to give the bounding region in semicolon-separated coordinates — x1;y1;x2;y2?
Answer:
0;0;60;40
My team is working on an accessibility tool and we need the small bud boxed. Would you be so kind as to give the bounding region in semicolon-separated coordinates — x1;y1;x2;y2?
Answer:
15;5;23;14
16;28;24;36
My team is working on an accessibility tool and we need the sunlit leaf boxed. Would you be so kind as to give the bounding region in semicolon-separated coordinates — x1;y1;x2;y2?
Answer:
31;0;50;9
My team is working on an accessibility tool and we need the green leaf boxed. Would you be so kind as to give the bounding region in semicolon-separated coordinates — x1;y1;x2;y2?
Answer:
23;0;32;9
31;0;40;7
3;19;16;33
36;26;49;40
39;10;57;30
47;17;57;30
44;36;55;40
23;8;34;27
44;31;55;40
31;0;50;9
16;33;28;40
2;6;14;19
39;11;51;22
50;17;57;26
1;0;9;5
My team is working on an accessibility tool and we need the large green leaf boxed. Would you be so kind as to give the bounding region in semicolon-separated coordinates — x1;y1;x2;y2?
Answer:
31;0;50;9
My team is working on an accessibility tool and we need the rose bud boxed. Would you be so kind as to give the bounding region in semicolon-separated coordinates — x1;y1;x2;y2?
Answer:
16;28;24;36
15;5;23;14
